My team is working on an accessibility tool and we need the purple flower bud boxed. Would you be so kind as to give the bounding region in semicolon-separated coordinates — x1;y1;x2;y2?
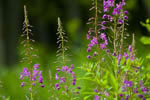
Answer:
106;49;110;52
86;34;90;40
101;21;106;25
124;10;128;15
87;55;91;59
32;82;35;86
39;75;43;83
128;45;132;52
138;94;144;99
20;72;23;80
94;95;100;100
21;82;24;87
118;19;123;24
70;64;74;69
102;14;107;19
100;43;106;49
56;73;59;80
77;87;81;89
33;64;39;69
87;47;91;52
40;84;45;88
117;54;122;65
72;81;76;85
100;33;106;40
105;92;109;96
56;68;61;72
94;89;98;93
101;26;106;30
120;94;123;97
93;52;97;56
124;16;128;20
102;57;105;62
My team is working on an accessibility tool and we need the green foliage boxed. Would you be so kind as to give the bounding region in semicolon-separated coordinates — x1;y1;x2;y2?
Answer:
140;19;150;32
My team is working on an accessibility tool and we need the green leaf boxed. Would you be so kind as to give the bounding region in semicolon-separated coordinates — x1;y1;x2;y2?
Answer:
107;72;118;92
83;95;91;100
6;97;10;100
146;19;150;24
146;53;150;59
140;36;150;45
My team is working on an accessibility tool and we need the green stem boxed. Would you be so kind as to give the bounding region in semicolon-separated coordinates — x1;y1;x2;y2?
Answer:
24;5;34;100
113;17;117;54
120;17;125;54
95;0;98;40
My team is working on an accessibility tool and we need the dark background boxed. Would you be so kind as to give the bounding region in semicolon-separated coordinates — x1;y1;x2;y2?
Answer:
0;0;150;66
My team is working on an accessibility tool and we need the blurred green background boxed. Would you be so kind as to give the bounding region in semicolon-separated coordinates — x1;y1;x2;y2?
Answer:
0;0;150;99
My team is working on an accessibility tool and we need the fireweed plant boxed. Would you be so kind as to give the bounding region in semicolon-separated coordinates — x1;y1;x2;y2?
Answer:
19;5;44;100
54;18;80;99
17;1;150;100
78;0;150;100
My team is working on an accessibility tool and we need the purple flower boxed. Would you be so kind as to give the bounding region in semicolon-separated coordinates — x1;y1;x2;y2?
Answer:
100;33;106;40
101;21;106;25
105;92;109;96
94;95;100;100
87;47;91;52
102;57;105;62
118;19;123;24
124;80;133;87
102;14;107;19
104;39;108;45
94;89;98;93
56;73;59;80
138;94;144;99
21;82;24;87
39;75;43;83
100;43;106;49
32;82;35;86
93;52;97;56
117;54;122;65
128;45;132;52
112;8;120;15
91;37;98;45
124;16;128;20
77;87;81;89
24;68;30;77
33;64;39;69
55;83;60;90
40;84;45;88
103;0;114;12
101;26;106;30
72;80;76;85
123;52;129;60
120;94;123;97
124;10;128;15
20;64;44;88
87;55;91;59
86;34;90;40
20;72;23;80
70;64;74;69
56;68;61;72
133;88;139;93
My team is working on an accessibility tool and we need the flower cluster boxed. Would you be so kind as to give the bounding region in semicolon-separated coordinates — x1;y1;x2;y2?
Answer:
87;33;109;59
119;80;150;100
20;64;44;88
103;0;114;12
94;89;109;100
55;65;79;92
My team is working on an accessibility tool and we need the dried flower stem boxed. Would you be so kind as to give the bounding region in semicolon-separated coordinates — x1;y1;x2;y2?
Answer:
57;17;65;64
